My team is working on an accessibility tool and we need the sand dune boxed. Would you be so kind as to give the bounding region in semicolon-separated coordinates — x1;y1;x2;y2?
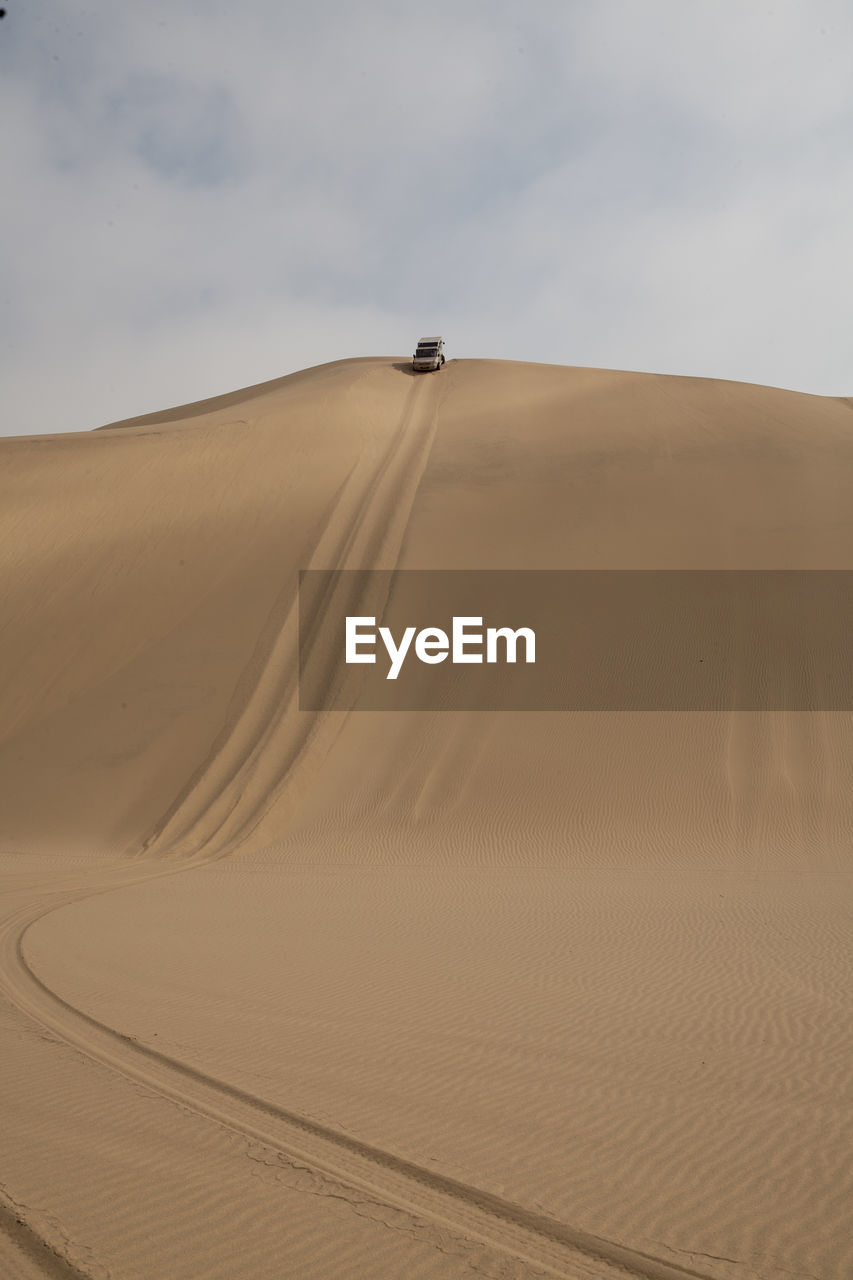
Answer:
1;357;852;1278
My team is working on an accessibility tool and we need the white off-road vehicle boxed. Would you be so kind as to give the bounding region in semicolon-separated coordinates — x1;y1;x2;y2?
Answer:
412;336;446;372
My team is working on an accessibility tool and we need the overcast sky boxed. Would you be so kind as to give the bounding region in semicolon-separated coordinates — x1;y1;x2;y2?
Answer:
2;1;853;436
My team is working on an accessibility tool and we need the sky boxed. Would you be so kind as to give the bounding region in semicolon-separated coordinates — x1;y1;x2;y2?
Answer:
2;0;853;436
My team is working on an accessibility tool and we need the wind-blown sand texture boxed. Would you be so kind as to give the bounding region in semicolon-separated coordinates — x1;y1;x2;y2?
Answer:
1;357;852;1279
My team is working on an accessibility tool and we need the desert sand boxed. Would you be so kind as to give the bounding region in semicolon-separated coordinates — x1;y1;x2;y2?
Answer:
1;356;852;1279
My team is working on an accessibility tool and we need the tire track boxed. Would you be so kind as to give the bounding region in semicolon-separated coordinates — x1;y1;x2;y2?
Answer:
140;369;446;864
0;1186;93;1280
1;878;724;1280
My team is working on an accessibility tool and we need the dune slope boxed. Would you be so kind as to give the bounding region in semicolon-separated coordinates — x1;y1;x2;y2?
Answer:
1;357;852;1280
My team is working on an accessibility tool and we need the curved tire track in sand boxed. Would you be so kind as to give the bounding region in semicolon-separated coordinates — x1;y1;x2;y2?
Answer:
140;368;449;864
0;1186;93;1280
2;883;721;1280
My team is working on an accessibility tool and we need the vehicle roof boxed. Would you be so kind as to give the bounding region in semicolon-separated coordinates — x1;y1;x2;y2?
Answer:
417;336;442;344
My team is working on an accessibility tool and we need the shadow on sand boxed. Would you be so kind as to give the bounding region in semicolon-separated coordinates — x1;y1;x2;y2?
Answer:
392;361;449;378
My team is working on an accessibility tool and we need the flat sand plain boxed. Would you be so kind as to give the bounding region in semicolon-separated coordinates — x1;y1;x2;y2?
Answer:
1;357;852;1279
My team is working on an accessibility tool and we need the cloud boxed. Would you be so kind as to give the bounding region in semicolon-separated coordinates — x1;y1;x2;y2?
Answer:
105;74;249;187
2;1;853;436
